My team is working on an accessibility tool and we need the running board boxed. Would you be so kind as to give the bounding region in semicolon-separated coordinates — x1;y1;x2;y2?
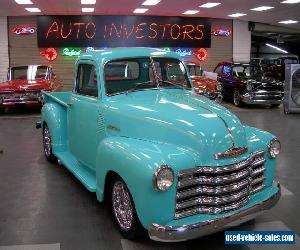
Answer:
55;151;96;192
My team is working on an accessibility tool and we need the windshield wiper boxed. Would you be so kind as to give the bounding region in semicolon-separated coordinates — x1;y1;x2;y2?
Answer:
126;81;156;94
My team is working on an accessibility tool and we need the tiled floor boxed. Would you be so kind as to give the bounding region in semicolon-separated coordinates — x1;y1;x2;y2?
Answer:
0;104;299;250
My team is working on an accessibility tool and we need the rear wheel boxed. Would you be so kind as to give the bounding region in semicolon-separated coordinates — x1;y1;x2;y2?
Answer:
43;124;57;163
233;90;242;107
110;175;145;239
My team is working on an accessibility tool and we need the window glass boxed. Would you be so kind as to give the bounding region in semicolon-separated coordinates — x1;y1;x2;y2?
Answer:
104;57;191;95
11;66;48;80
76;64;98;97
214;65;223;74
223;65;232;75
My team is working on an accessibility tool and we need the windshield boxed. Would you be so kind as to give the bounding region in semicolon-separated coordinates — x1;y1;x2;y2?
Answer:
11;66;48;80
232;65;263;78
104;57;192;95
187;65;203;76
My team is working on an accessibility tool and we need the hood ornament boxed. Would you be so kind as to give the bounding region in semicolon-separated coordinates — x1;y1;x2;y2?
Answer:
214;147;248;160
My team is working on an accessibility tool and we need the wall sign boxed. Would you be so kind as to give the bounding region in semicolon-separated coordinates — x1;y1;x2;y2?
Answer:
193;48;207;61
212;28;231;37
12;26;36;35
61;47;82;56
37;16;211;48
40;48;58;61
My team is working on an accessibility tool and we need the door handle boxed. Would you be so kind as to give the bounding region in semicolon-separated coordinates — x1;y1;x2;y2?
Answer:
67;102;73;108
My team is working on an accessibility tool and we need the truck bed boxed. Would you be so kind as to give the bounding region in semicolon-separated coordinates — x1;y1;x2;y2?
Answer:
43;91;71;107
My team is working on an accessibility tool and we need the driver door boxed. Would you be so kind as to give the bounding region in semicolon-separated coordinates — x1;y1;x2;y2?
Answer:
68;61;101;170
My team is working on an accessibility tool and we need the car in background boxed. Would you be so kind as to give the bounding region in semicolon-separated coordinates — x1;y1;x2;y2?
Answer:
0;65;62;113
267;56;299;81
214;62;284;107
186;62;222;102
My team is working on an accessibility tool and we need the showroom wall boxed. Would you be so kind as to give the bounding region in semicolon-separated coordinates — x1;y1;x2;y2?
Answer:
8;16;232;90
0;17;9;83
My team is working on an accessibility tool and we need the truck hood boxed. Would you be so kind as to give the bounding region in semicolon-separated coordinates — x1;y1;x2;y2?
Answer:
104;89;247;164
0;79;50;93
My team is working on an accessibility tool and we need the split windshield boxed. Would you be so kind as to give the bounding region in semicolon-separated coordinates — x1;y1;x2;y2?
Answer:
11;66;48;81
187;65;204;77
232;65;263;79
104;57;192;95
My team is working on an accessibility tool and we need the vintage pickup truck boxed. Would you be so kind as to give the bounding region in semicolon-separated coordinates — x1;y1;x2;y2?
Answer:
37;48;281;242
0;65;61;112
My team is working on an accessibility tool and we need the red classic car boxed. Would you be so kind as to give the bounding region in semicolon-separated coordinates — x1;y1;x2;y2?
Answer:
0;65;62;112
186;62;222;102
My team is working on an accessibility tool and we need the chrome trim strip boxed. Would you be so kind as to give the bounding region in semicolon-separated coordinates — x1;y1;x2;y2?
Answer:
149;183;281;242
214;146;248;160
177;168;251;189
176;178;250;199
176;188;250;210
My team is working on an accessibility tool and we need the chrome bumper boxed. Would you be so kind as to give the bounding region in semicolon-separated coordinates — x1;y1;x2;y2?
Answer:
0;97;42;106
148;183;281;242
241;91;283;105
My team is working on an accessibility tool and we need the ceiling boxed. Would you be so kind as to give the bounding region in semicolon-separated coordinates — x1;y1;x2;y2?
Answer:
1;0;300;30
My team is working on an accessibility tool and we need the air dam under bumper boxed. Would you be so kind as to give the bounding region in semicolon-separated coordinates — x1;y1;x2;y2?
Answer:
241;91;283;105
148;183;281;242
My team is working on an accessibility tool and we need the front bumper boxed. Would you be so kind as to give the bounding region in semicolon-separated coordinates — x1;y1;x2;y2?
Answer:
148;183;281;242
0;96;42;107
241;91;283;105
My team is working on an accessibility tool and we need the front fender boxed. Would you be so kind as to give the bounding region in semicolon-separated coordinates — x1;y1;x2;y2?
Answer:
42;103;68;153
95;136;195;229
244;125;277;188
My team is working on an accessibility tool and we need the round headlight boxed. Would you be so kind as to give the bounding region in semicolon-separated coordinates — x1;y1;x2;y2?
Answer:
269;138;281;158
153;165;174;191
216;82;222;91
246;82;253;91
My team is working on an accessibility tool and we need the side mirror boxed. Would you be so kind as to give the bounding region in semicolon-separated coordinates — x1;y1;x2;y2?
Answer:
7;68;10;81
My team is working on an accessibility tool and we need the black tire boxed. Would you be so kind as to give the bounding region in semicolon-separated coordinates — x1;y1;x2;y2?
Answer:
233;90;242;107
109;175;145;239
271;104;280;108
0;108;4;115
284;108;289;114
43;124;57;163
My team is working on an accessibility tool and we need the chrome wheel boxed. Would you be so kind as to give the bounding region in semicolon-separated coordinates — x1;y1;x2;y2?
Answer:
112;181;133;231
43;126;52;158
233;90;241;106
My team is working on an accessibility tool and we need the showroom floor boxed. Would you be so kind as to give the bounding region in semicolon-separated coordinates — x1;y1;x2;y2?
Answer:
0;104;299;250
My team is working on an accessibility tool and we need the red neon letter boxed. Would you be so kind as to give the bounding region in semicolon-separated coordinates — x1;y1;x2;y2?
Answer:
182;25;194;40
148;23;158;39
195;25;204;40
159;23;171;39
123;24;135;39
46;21;59;39
109;23;122;38
85;21;96;39
60;22;72;39
170;24;181;40
135;22;146;39
74;22;85;39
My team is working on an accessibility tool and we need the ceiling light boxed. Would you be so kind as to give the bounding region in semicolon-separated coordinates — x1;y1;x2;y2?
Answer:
279;20;298;24
266;43;288;54
25;7;41;12
142;0;160;5
182;10;199;15
228;13;247;17
82;7;94;12
81;0;96;4
133;8;148;13
199;2;221;8
281;0;300;3
250;6;274;11
15;0;32;4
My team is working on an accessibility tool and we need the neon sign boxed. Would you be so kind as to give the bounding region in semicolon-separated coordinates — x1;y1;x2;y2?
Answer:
193;48;207;61
40;48;58;61
212;28;231;37
61;48;82;57
12;26;36;35
175;48;192;57
37;16;211;48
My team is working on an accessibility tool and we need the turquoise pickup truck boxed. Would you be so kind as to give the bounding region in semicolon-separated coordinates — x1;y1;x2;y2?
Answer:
38;47;281;242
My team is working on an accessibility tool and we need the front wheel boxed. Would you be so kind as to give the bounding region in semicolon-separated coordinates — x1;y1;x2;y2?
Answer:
233;90;242;107
43;124;57;163
110;176;145;239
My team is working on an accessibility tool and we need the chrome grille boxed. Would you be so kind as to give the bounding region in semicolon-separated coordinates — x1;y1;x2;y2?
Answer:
175;151;265;219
